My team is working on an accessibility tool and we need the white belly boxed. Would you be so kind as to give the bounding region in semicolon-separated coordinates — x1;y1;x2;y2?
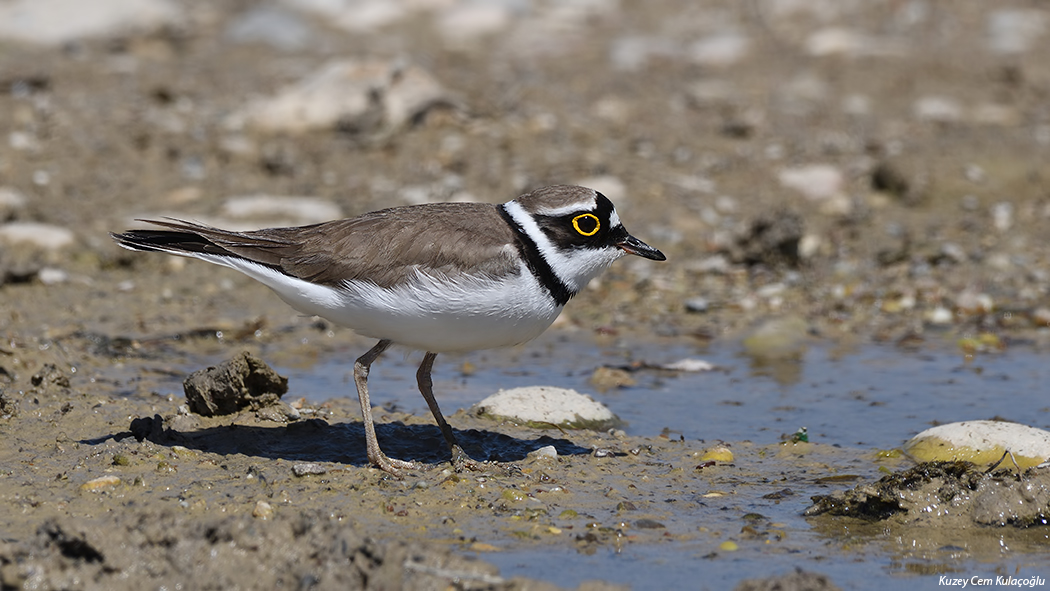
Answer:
216;257;563;352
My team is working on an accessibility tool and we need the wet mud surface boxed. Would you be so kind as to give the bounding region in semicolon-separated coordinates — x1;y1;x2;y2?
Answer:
0;352;887;590
3;0;1050;588
3;344;1049;589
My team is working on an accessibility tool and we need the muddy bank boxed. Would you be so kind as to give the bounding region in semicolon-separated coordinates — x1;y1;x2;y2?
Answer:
1;512;541;591
0;349;882;590
3;338;1050;588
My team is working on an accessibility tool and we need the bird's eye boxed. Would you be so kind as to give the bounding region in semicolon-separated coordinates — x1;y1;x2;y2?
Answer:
572;213;600;236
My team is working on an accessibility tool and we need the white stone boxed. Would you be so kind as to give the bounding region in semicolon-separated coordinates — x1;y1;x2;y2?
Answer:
925;306;954;325
805;27;866;57
987;10;1046;55
8;131;37;151
940;242;967;264
334;0;407;31
955;290;993;315
661;358;715;372
690;254;730;274
527;445;558;460
0;187;27;213
37;267;68;285
229;59;450;134
913;96;963;123
436;3;512;43
778;164;845;201
688;33;750;67
0;222;75;250
0;0;181;45
221;195;343;224
992;202;1014;232
225;5;313;50
472;386;618;429
756;283;786;298
714;195;737;213
798;234;822;259
906;420;1050;469
281;0;410;32
609;36;678;71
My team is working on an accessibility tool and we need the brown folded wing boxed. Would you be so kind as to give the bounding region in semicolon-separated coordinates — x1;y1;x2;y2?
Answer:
123;203;522;289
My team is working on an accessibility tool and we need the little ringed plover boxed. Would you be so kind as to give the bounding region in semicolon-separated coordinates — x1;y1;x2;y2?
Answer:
112;184;666;475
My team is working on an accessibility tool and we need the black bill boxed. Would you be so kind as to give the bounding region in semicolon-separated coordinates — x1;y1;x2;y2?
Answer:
618;234;666;261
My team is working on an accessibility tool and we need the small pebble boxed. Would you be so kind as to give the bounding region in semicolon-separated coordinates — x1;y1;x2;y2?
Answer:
0;222;75;250
805;27;866;57
798;234;822;259
608;36;678;71
699;445;734;463
661;358;715;372
684;297;710;313
81;475;121;492
501;489;527;502
435;3;511;43
688;33;750;67
987;9;1047;54
913;96;963;123
292;463;327;477
0;0;182;45
925;307;954;325
221;195;342;225
527;445;558;460
992;202;1014;232
955;290;994;315
252;500;274;519
940;242;967;263
778;164;844;202
589;366;636;390
37;267;68;285
0;186;27;212
225;5;312;51
228;59;452;135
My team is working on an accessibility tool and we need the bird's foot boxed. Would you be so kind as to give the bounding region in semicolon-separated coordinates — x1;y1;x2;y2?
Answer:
449;444;482;472
370;452;424;478
448;445;520;477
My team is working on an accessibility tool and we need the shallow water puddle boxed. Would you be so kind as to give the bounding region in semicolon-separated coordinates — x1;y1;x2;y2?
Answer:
283;334;1050;448
271;334;1050;590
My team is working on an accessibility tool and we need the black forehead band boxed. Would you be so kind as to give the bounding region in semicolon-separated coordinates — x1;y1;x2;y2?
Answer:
593;191;615;221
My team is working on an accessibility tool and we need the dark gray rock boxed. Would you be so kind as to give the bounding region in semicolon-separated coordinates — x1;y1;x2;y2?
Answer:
183;352;288;416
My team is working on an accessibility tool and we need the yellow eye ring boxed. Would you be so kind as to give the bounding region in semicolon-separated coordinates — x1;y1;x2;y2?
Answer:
572;213;600;236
